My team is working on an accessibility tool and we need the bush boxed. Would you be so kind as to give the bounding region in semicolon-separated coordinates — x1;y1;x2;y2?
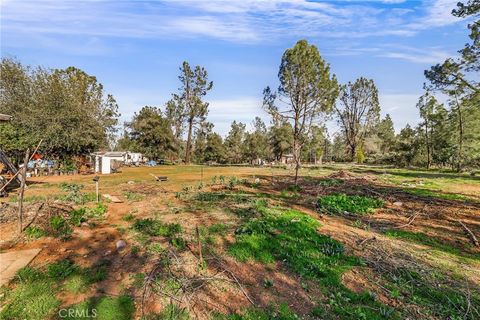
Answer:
317;193;384;215
47;259;79;280
49;216;72;238
24;226;47;239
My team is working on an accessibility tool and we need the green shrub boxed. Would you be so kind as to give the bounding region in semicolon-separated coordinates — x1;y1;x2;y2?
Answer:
49;216;72;237
317;193;384;215
24;226;47;239
68;208;87;226
59;183;94;204
85;202;107;217
47;259;79;280
170;237;186;250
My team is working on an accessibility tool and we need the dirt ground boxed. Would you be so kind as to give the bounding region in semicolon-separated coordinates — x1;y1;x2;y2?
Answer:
0;164;479;319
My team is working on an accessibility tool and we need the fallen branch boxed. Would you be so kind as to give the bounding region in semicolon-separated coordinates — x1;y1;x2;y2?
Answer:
458;220;479;247
357;236;376;247
22;202;45;231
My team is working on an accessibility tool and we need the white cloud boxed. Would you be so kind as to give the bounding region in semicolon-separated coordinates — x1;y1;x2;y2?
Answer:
0;0;465;45
378;46;451;64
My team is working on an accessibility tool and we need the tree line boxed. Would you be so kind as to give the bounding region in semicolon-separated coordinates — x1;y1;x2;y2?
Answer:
0;59;119;164
1;1;478;172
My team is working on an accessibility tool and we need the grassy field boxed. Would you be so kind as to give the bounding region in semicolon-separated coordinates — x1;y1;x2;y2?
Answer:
0;164;479;319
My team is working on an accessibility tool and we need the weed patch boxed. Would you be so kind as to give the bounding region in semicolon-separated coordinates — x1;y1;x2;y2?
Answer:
124;191;145;202
25;226;47;239
317;193;384;215
58;183;95;204
132;219;182;238
62;295;135;320
318;178;344;187
49;215;73;238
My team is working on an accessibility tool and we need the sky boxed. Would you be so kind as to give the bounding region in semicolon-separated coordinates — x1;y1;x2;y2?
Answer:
0;0;471;136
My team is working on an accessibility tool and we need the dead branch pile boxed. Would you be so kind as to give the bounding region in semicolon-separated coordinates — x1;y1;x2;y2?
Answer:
141;248;254;318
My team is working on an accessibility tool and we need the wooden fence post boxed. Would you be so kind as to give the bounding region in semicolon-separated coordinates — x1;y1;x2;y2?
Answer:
18;148;30;234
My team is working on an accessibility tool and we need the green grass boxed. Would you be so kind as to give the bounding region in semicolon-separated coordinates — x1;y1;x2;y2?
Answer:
145;303;190;319
402;187;472;201
318;178;344;187
384;230;480;261
208;223;229;234
123;191;145;202
132;219;182;238
0;278;59;320
229;207;353;280
227;200;396;319
214;304;299;320
130;272;145;289
1;258;120;319
64;274;90;294
47;259;79;279
386;268;480;319
61;295;135;320
317;193;384;215
122;213;135;222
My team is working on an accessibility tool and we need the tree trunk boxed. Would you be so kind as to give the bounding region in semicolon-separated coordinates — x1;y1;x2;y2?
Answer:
457;106;464;172
18;149;30;234
425;123;430;170
185;118;194;164
349;144;356;162
293;139;301;185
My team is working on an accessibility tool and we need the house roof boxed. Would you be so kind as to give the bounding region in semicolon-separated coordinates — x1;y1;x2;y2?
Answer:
0;114;12;121
104;152;126;157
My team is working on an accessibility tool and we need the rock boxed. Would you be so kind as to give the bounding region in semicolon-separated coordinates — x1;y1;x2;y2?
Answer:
104;250;112;256
127;180;135;184
254;178;260;184
393;201;403;207
81;222;89;227
116;240;127;250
